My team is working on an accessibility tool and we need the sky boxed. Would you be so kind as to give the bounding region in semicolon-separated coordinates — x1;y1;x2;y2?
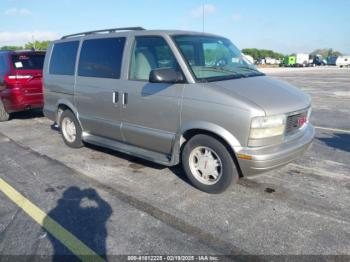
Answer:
1;0;349;54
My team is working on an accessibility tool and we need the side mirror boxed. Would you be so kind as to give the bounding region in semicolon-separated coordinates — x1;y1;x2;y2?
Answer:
149;68;185;84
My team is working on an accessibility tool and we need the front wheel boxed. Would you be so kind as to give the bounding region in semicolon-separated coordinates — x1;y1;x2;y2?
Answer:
0;100;9;122
182;134;239;194
59;110;83;148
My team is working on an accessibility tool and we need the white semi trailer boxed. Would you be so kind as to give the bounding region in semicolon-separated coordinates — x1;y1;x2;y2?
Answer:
295;53;310;67
265;57;278;65
336;56;350;67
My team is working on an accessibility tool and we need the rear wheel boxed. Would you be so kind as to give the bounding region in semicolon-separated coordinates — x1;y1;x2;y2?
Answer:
0;100;9;122
59;110;83;148
182;134;239;194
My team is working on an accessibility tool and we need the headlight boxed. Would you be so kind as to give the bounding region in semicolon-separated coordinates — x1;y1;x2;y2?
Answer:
250;115;286;139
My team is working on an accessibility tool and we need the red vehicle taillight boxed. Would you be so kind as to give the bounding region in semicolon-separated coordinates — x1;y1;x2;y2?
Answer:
4;74;33;88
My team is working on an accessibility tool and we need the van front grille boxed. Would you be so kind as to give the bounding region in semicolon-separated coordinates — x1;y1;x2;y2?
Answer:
286;111;308;134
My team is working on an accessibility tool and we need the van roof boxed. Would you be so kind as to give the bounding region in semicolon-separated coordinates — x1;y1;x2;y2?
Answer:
58;27;223;42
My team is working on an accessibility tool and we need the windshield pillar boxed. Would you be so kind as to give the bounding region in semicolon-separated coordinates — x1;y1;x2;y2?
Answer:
163;34;196;84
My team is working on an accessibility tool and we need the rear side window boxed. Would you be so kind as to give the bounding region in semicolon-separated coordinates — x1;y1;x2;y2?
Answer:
78;38;126;79
49;41;79;76
12;54;45;70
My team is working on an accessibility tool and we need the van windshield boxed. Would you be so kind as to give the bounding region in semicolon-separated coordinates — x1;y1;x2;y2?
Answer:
173;35;264;82
11;53;45;70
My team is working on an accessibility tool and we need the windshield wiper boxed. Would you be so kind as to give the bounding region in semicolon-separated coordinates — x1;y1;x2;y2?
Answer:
194;66;246;82
233;66;265;76
203;66;246;77
208;65;263;78
202;74;245;82
198;66;236;74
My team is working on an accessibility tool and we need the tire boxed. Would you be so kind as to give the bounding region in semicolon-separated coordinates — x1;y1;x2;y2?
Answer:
182;134;239;194
59;110;83;148
0;100;9;122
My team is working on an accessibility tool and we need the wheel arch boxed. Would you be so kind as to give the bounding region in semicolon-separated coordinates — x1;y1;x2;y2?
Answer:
174;122;244;177
55;99;82;128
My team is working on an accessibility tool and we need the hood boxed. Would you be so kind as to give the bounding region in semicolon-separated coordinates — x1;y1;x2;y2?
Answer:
209;76;311;115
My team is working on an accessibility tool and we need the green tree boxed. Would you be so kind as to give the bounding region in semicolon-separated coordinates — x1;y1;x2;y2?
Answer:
1;40;51;51
24;40;50;51
310;48;343;58
0;45;23;51
242;48;284;60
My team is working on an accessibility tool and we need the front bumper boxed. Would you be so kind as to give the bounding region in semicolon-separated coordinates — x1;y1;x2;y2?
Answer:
236;124;315;176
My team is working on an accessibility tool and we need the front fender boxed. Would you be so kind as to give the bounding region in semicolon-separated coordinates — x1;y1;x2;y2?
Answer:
179;121;242;151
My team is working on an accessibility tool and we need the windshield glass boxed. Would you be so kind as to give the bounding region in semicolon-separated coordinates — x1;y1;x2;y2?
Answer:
11;53;45;70
173;35;264;82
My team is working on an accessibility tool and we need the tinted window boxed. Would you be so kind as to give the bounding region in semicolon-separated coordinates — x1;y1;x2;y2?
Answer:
49;41;79;75
78;38;125;79
12;53;45;70
130;37;178;81
0;55;6;75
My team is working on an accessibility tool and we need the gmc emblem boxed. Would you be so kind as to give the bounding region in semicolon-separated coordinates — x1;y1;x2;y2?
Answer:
298;116;307;126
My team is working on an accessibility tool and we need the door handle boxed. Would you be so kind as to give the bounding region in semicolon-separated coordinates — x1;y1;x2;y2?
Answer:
122;93;128;106
113;91;119;104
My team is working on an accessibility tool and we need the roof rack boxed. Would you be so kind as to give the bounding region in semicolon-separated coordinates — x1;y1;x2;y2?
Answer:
61;27;146;39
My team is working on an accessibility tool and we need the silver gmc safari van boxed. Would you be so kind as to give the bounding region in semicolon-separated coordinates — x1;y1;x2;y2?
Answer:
43;27;315;193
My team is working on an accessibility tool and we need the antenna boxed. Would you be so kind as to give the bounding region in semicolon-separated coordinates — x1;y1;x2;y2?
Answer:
202;1;205;32
31;35;36;51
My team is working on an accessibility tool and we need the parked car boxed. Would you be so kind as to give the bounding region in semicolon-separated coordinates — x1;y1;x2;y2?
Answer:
43;27;314;193
336;56;350;67
0;50;45;121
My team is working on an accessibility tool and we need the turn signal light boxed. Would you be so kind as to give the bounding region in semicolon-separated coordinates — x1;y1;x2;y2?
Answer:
237;154;253;160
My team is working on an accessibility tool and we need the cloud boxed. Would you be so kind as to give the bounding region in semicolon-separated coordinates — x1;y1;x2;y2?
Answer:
191;4;216;18
4;8;32;16
232;14;242;21
0;31;59;45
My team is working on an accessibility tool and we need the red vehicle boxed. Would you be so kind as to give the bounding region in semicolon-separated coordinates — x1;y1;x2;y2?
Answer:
0;50;45;121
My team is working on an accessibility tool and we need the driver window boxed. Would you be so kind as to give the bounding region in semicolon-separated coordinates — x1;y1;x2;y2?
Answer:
129;36;177;81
